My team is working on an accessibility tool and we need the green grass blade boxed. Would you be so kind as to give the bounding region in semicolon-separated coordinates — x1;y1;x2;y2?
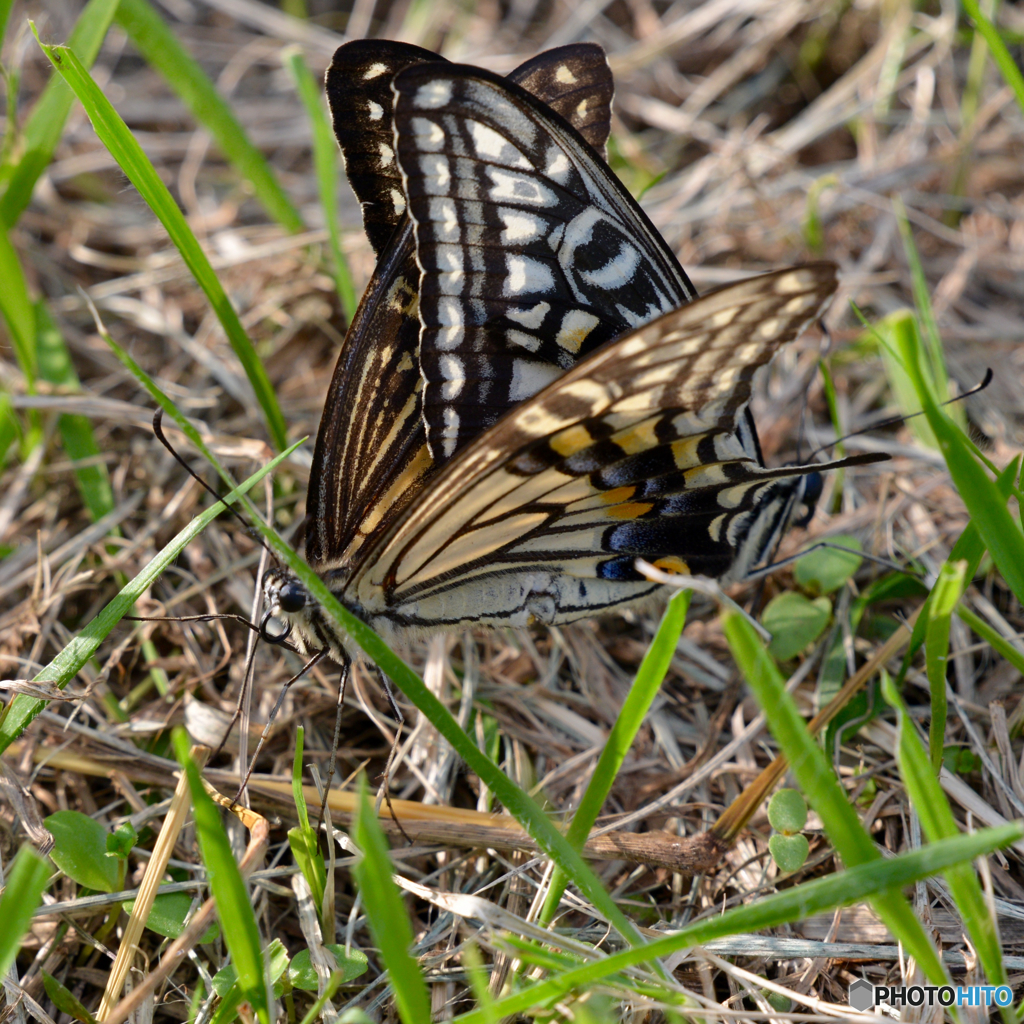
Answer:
353;782;432;1024
0;444;298;755
893;311;1024;606
0;228;39;386
882;674;1011;1016
539;589;691;924
37;39;288;450
0;0;120;227
282;46;357;321
114;0;304;234
956;605;1024;678
899;456;1019;678
0;0;14;51
960;0;1024;115
36;301;114;520
172;730;271;1024
0;845;51;977
722;611;949;985
894;198;957;415
452;824;1022;1023
924;560;966;773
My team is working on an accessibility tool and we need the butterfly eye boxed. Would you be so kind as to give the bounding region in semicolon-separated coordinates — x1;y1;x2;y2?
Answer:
277;581;307;613
793;472;824;527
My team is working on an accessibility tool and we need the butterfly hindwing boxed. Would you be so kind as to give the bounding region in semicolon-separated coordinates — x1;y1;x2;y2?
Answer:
308;45;617;573
391;61;698;463
346;265;837;633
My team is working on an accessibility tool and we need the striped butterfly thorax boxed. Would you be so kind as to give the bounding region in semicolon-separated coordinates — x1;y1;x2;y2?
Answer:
307;43;616;575
265;264;852;661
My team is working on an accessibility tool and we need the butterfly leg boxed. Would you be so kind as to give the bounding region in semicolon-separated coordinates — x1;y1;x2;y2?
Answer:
231;648;330;805
316;652;351;834
375;671;413;845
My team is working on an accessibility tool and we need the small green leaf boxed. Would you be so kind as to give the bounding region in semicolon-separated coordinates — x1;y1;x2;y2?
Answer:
42;972;97;1024
45;811;118;892
795;536;862;595
768;789;808;834
106;821;138;860
763;593;831;660
211;939;290;997
288;946;369;990
122;892;220;943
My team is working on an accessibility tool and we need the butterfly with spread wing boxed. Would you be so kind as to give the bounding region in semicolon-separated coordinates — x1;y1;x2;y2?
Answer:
260;53;881;663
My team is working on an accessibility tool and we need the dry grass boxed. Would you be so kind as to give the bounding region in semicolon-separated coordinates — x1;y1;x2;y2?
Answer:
1;0;1023;1020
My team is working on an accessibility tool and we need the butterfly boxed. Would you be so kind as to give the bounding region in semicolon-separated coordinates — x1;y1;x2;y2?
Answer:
259;56;874;661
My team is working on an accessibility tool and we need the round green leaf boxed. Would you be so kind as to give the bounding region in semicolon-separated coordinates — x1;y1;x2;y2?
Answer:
288;945;369;990
795;535;863;594
122;892;219;943
45;810;119;893
767;789;808;834
769;833;810;873
763;593;831;660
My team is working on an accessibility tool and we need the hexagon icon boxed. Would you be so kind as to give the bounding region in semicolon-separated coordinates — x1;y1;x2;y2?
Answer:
849;979;874;1012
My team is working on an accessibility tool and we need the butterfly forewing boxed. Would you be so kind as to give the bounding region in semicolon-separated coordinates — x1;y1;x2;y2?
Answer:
327;42;614;258
326;40;440;257
345;265;837;634
308;45;617;574
391;62;698;463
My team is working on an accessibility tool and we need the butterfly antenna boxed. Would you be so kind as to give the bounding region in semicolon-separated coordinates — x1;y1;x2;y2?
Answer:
807;369;993;461
151;409;279;564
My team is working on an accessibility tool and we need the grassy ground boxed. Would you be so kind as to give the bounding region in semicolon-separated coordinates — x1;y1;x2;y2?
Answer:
1;0;1023;1021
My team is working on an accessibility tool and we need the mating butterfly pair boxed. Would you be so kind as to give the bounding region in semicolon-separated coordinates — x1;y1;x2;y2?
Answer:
261;40;866;662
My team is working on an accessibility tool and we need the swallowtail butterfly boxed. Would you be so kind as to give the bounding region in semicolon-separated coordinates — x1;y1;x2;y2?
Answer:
260;52;868;661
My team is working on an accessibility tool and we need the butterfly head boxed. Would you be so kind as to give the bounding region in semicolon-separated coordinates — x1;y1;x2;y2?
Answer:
260;569;308;647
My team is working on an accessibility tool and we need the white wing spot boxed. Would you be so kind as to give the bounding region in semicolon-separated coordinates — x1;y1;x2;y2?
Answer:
430;197;460;240
505;254;554;296
545;147;571;180
555;64;577;84
442;407;459;458
580;243;641;289
363;62;389;80
378;142;394;167
488;168;555;206
510;359;561;401
419;153;451;193
411;117;445;151
555;309;600;353
389;188;406;215
367;100;384;121
499;208;543;243
506;300;550;329
439;355;466;398
468;121;532;168
507;329;541;352
414;79;453;109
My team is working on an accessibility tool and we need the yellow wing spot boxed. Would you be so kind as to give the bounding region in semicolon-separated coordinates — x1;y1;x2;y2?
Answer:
555;64;578;84
549;423;595;457
600;485;636;505
396;351;414;372
607;501;654;520
671;436;703;470
555;309;600;354
653;556;689;575
613;418;659;455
